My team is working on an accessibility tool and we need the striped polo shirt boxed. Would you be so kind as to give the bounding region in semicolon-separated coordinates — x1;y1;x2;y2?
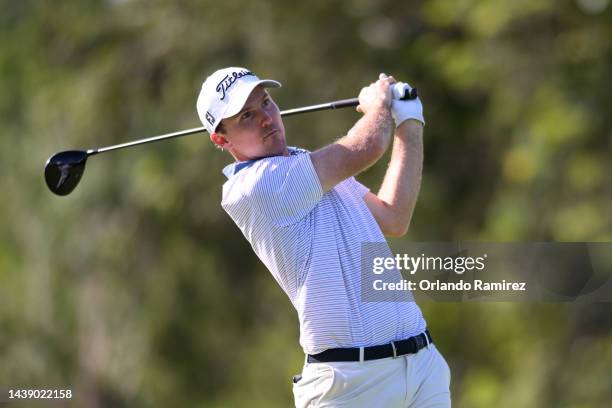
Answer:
221;147;426;355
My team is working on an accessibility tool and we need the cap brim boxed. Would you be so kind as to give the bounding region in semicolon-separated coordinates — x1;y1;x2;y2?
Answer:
223;79;282;119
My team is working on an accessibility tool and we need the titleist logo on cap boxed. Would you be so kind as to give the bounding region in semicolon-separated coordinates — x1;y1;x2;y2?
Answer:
216;70;254;100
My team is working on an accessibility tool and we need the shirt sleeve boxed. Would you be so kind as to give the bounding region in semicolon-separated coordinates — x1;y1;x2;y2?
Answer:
337;176;370;198
241;153;324;226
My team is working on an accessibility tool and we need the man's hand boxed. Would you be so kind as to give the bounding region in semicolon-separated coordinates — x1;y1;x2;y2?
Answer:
391;88;425;127
356;73;396;114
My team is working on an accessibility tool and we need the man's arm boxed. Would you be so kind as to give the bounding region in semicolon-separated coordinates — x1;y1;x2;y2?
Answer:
310;75;395;193
363;119;424;237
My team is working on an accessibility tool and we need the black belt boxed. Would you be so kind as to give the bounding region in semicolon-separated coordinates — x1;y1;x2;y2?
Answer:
307;330;433;363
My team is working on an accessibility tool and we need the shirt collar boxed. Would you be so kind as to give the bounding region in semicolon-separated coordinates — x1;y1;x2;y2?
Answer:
222;146;308;179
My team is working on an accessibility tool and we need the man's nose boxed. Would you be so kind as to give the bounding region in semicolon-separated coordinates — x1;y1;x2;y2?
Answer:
260;110;273;127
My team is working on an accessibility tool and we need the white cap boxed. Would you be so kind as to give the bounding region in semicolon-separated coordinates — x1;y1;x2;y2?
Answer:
196;67;281;133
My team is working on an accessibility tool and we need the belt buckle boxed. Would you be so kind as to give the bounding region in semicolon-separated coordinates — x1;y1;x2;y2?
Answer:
391;341;398;358
415;334;424;350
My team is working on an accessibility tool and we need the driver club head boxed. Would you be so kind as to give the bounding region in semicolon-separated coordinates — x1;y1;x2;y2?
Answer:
44;150;89;196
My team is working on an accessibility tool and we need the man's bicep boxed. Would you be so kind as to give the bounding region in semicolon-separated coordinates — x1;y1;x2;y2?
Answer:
311;141;383;193
310;144;353;192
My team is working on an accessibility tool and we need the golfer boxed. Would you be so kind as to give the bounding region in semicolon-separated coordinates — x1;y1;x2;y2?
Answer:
197;67;451;407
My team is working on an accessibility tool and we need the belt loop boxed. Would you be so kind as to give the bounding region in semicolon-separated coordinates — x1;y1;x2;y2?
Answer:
359;347;365;364
391;341;398;358
424;332;430;349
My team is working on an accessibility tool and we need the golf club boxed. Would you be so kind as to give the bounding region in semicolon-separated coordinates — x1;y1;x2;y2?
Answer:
44;88;417;196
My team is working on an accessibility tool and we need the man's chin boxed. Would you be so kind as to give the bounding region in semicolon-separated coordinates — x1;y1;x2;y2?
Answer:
266;137;288;156
264;145;288;158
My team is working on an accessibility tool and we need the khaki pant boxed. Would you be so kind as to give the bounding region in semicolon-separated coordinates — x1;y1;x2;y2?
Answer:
293;344;451;408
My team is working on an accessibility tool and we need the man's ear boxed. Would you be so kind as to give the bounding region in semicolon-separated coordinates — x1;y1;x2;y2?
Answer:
210;132;230;150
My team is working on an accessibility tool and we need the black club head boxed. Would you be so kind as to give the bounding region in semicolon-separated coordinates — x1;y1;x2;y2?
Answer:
44;150;88;196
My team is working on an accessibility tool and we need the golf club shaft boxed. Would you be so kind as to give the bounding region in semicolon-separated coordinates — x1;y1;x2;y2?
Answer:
88;126;206;155
279;98;358;116
87;98;360;156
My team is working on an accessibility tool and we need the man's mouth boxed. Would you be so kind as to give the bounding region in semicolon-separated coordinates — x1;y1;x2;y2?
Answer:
264;129;279;138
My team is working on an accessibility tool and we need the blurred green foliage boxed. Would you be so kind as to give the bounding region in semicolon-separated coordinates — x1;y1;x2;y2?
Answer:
1;0;611;406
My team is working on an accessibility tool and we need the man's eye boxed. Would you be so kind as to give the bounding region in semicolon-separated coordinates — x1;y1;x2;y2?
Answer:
241;111;252;120
263;99;270;107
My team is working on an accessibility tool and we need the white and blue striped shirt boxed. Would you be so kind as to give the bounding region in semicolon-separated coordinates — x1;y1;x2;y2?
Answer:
221;147;426;354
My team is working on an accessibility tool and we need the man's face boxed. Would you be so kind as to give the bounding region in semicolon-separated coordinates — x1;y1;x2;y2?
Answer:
211;85;288;161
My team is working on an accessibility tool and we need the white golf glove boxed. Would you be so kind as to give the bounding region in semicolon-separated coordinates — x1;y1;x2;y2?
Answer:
390;82;425;127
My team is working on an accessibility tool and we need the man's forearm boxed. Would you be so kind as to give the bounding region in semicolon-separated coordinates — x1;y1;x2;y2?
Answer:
375;119;424;235
340;106;394;164
311;106;394;192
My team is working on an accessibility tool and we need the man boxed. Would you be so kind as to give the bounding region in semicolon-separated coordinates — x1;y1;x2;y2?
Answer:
196;67;451;407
